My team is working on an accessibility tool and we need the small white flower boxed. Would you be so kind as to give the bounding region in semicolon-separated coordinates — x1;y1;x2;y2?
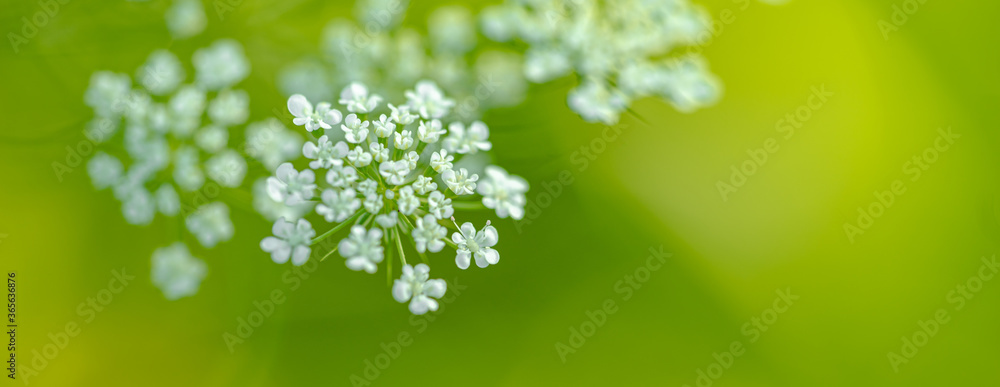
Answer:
427;190;454;219
357;179;378;197
413;175;437;194
392;263;447;315
404;151;419;170
267;162;317;205
339;225;384;273
347;145;372;168
430;149;454;173
338;82;383;113
122;91;151;126
169;85;207;118
145;104;171;134
288;94;344;132
208;89;249;126
393;130;414;150
136;49;184;96
303;135;349;169
252;178;312;222
396;186;419;215
245;118;303;170
375;211;398;229
186;202;234;248
417;119;446;143
379;160;410;185
443;121;492;154
155;184;180;216
173;147;205;192
122;188;155;226
373;114;397;138
442;168;478;195
479;5;518;42
388;103;418;125
363;193;384;214
206;149;248;188
325;164;358;188
659;56;721;113
369;142;390;163
84;71;131;118
87;151;123;190
261;217;315;266
193;39;250;91
194;125;228;153
411;216;446;253
524;47;572;83
346;146;374;167
165;0;206;40
452;220;499;269
341;114;370;143
567;80;628;125
429;6;476;54
316;188;361;223
151;242;207;301
404;80;455;119
477;166;529;220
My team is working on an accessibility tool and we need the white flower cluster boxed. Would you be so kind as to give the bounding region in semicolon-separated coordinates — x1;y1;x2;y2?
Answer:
83;39;293;301
151;243;208;301
165;0;207;39
278;1;526;116
260;81;528;315
480;0;723;124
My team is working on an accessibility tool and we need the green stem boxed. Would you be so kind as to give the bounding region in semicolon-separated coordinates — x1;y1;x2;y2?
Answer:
398;213;416;233
395;228;407;266
319;246;339;262
451;200;485;210
310;211;362;245
386;229;393;286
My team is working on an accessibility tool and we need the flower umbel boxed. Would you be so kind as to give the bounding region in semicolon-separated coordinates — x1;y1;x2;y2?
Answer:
392;264;447;315
258;80;526;315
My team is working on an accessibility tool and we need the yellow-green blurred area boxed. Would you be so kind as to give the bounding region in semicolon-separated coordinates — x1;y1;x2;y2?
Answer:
1;0;999;385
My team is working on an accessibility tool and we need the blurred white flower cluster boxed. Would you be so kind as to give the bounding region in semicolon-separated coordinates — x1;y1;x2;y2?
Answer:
259;81;528;315
480;0;723;124
83;39;300;300
278;0;527;119
165;0;207;39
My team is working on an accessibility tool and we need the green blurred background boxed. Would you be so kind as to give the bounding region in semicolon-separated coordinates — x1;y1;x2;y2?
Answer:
2;0;999;386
